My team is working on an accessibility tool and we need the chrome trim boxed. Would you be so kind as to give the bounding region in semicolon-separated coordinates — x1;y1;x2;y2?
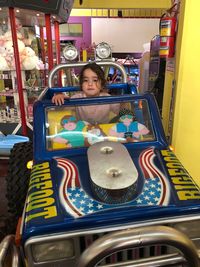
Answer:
24;215;200;266
0;235;21;267
48;61;127;88
77;226;200;267
38;86;48;101
78;253;200;267
25;214;200;246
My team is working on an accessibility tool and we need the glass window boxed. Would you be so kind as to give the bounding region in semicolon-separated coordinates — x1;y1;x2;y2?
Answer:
45;99;155;151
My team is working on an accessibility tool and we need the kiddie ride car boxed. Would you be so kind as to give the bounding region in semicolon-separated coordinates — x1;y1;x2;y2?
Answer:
1;61;200;267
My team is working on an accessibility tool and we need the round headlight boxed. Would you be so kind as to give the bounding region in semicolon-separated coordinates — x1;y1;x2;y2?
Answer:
96;42;112;59
63;44;78;61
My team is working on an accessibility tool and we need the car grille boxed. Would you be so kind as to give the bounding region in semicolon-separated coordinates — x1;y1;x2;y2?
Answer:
79;233;168;265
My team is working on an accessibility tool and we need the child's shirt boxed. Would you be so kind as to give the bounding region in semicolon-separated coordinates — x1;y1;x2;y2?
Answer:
71;92;120;124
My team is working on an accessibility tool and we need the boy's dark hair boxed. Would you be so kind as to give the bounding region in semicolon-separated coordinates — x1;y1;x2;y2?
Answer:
119;108;136;121
79;62;107;90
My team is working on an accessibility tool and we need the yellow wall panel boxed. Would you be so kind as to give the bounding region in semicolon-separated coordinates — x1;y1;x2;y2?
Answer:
71;8;165;18
73;0;171;9
172;0;200;186
70;9;92;16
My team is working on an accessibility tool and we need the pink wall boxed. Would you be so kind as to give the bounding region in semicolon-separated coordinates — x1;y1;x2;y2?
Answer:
44;17;91;51
61;16;92;50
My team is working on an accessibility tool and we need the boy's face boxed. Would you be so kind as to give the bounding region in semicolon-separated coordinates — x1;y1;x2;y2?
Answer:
82;68;102;97
63;121;76;130
62;117;77;130
120;115;133;125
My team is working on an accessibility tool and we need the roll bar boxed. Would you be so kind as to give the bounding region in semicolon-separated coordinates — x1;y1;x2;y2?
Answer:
77;226;200;267
48;61;128;88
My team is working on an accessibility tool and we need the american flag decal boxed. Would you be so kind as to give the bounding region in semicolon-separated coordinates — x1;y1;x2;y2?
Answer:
56;148;169;218
138;148;170;205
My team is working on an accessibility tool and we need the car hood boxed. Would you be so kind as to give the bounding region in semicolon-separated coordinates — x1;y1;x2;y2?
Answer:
22;145;200;241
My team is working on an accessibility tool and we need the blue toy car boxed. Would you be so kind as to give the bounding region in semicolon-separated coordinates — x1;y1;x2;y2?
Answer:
0;134;29;156
1;62;200;267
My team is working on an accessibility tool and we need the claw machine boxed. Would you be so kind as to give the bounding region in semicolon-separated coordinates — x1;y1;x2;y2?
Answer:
0;0;74;137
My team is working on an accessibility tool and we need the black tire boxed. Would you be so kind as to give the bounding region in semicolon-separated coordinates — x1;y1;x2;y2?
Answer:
6;141;33;232
0;214;16;239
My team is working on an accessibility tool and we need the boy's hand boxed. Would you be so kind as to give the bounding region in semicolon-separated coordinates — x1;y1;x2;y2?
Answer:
52;93;66;105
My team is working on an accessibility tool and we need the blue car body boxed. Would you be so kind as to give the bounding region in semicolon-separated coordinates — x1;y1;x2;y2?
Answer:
1;62;200;266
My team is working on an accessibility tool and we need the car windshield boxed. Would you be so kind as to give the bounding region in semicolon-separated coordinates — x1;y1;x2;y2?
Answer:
45;99;155;151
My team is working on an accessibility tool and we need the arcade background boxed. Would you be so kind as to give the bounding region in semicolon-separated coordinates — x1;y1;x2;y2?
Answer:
70;0;200;186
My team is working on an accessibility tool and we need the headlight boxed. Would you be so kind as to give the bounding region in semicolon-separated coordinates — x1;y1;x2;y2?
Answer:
32;239;74;262
63;44;78;61
95;42;112;60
